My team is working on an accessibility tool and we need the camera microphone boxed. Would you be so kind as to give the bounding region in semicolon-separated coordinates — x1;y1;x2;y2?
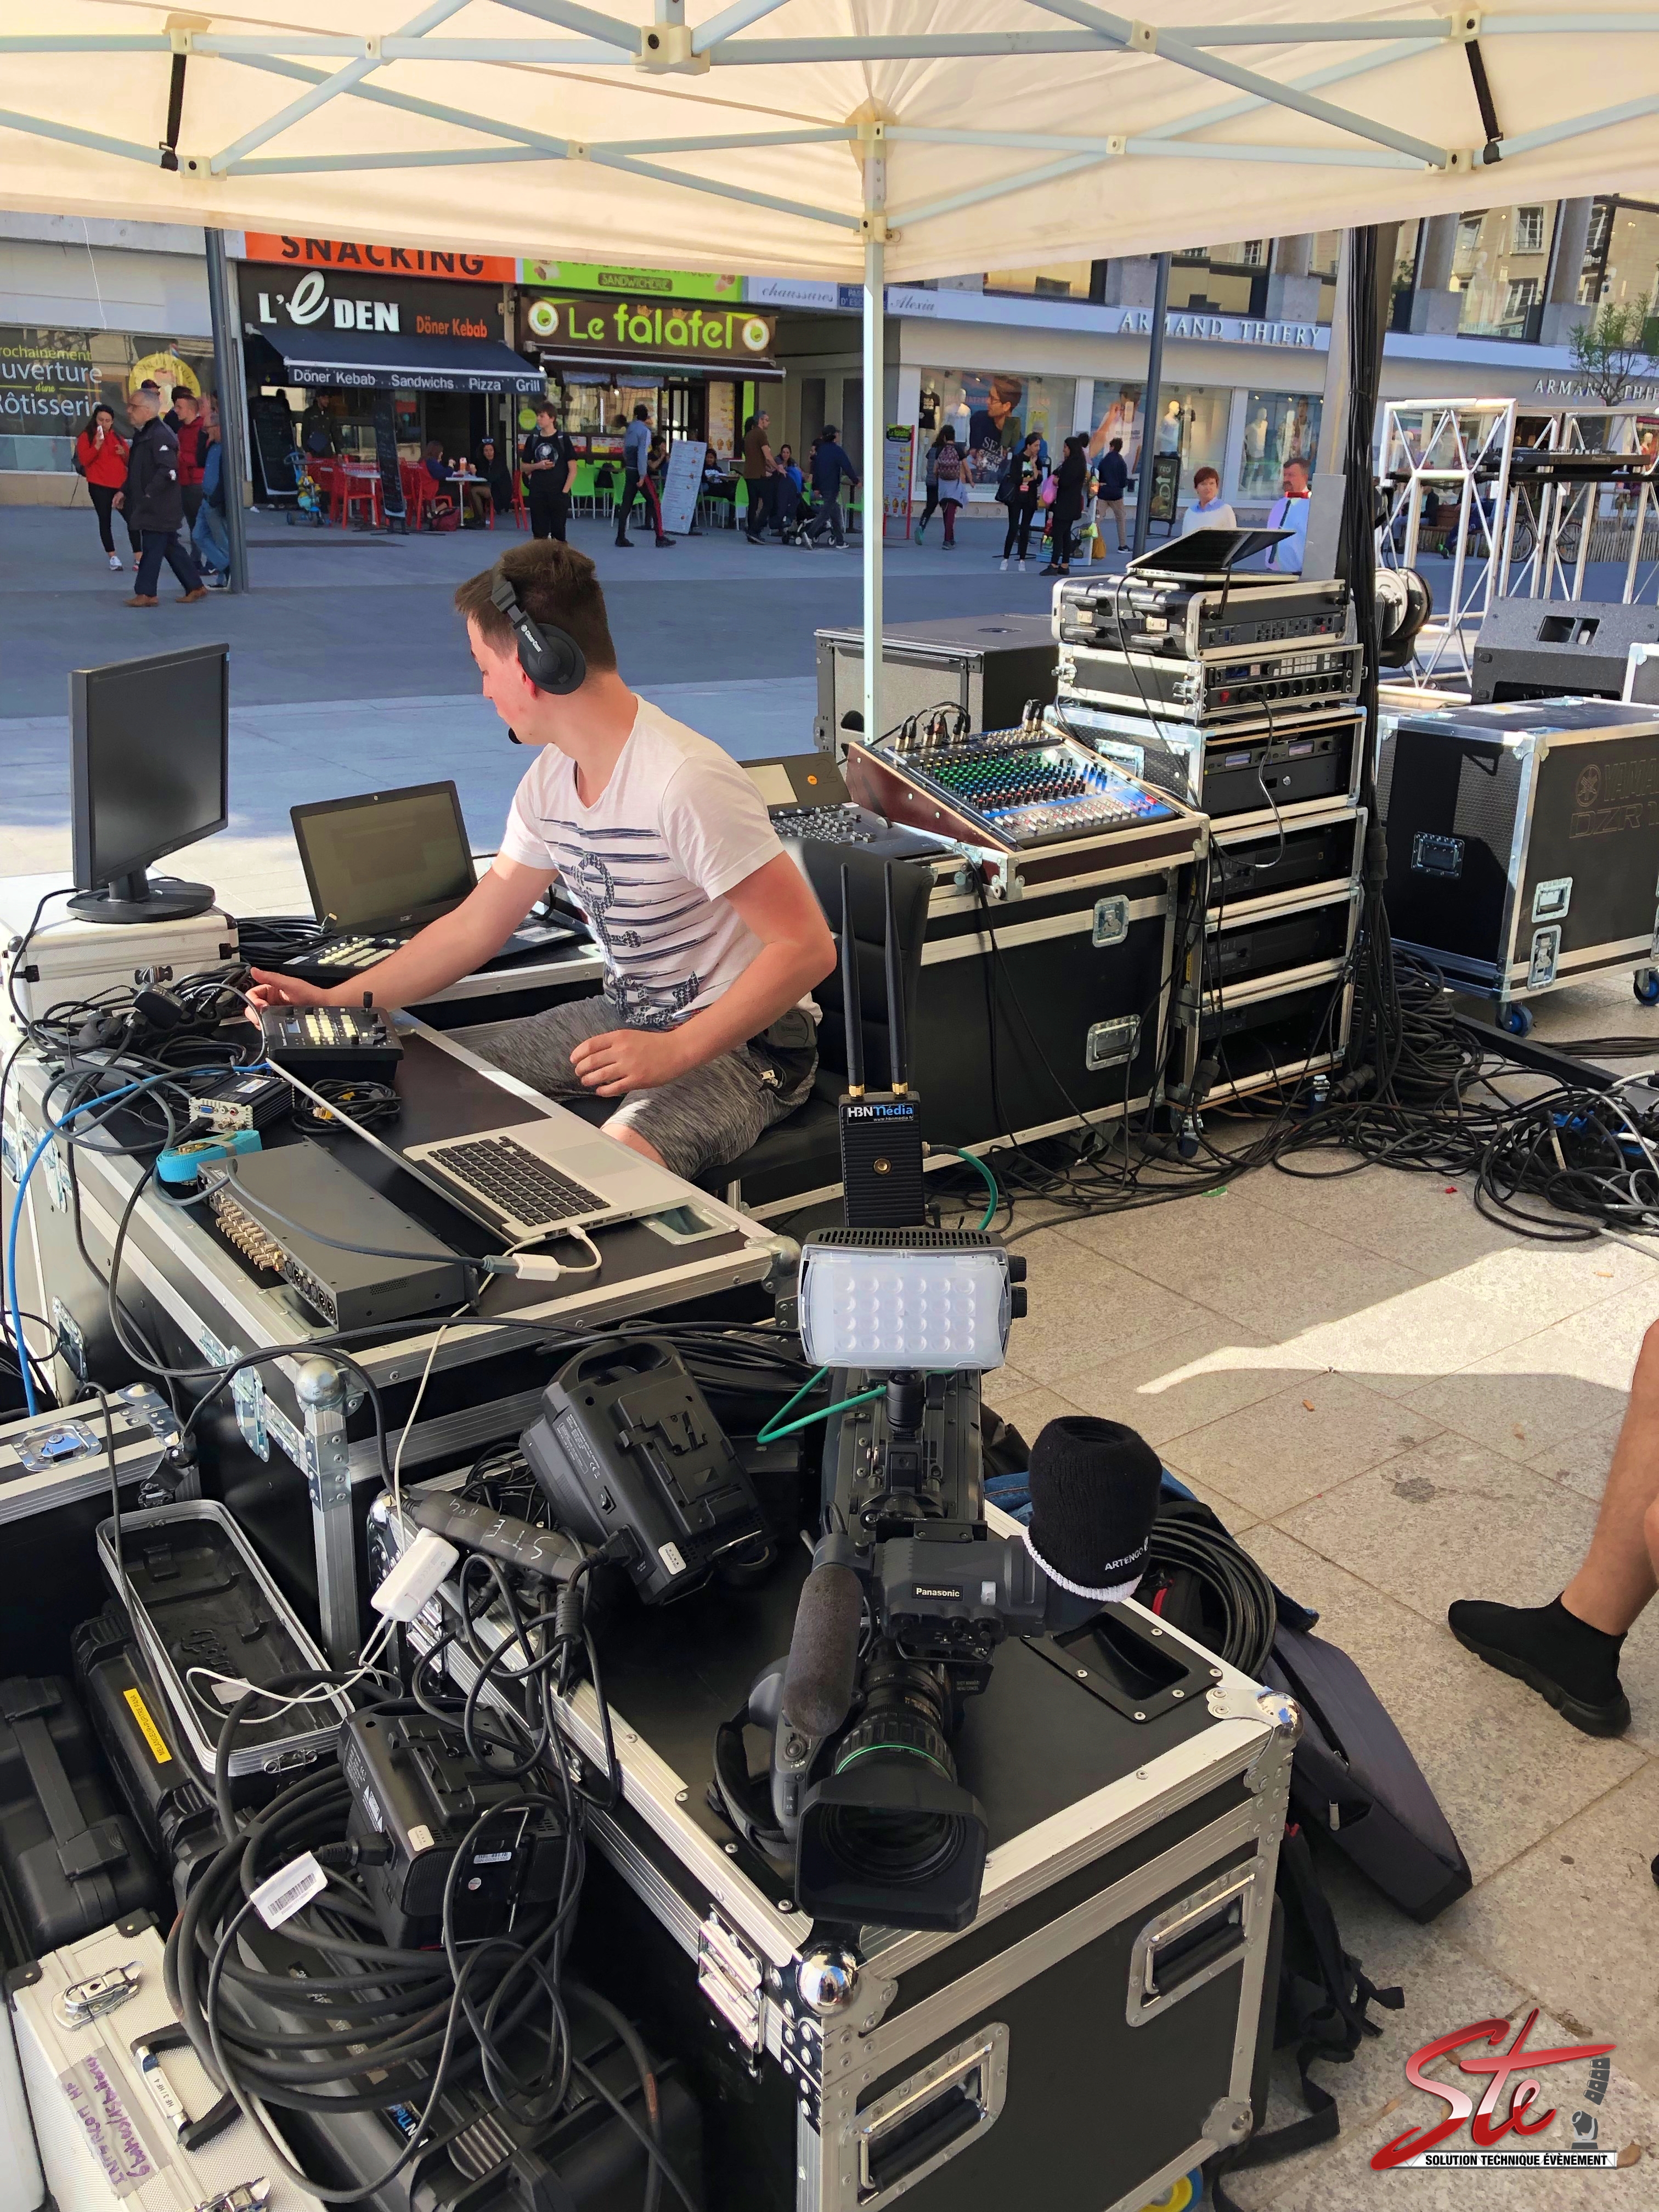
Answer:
780;1557;862;1740
1024;1416;1163;1609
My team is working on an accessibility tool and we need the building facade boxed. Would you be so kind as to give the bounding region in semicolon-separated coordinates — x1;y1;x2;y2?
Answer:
1;198;1651;517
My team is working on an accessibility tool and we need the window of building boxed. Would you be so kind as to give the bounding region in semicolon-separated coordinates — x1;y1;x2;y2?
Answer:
0;323;215;473
1502;276;1541;329
1087;379;1229;493
1240;391;1322;499
984;261;1093;298
916;368;1070;492
1514;206;1547;255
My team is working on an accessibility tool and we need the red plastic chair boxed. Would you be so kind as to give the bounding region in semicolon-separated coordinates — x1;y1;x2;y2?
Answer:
401;464;435;530
341;466;383;531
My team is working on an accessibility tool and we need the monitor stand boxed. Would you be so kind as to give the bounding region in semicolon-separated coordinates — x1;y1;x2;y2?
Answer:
68;868;216;925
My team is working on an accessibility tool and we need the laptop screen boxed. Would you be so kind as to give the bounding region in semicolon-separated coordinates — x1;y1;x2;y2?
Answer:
292;782;477;932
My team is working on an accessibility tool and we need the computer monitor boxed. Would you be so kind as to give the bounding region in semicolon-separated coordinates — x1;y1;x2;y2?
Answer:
290;782;478;934
70;643;229;924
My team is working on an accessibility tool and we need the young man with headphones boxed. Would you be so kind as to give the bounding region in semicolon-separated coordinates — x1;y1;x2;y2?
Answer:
247;541;836;1182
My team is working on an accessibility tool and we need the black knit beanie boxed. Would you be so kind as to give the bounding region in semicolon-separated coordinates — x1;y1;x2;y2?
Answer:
1024;1415;1163;1600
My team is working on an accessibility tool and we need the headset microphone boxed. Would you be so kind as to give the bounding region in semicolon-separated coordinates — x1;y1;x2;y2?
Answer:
507;728;523;745
489;571;586;696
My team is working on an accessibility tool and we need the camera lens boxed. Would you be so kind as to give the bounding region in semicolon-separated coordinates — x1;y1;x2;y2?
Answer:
816;1657;967;1891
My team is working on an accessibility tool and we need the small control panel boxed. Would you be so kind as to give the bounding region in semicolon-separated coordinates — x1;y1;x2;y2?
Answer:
258;1003;404;1078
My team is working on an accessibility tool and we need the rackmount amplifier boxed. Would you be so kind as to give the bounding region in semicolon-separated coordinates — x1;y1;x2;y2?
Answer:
1051;698;1362;819
1054;572;1350;661
843;720;1190;855
1058;637;1363;724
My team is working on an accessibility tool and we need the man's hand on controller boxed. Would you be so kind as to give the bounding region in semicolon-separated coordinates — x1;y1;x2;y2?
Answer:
571;1026;692;1097
245;968;334;1020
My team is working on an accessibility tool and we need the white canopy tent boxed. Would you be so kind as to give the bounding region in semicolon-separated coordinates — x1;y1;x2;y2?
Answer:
5;1;1659;732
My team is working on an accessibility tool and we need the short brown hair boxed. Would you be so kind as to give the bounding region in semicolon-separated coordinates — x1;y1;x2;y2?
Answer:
1193;466;1220;489
455;540;618;673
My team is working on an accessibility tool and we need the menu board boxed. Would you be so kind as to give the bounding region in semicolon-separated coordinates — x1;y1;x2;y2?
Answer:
658;438;706;535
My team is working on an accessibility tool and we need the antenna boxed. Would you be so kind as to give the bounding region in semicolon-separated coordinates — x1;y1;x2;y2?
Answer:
884;862;909;1096
840;864;865;1097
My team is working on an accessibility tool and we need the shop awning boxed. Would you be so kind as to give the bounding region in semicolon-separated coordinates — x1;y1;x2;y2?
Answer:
247;324;544;397
537;353;784;383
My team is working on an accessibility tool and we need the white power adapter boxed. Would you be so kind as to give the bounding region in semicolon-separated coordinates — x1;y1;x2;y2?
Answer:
371;1526;459;1621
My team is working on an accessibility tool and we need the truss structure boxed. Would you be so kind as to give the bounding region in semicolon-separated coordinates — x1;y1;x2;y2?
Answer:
1378;397;1516;683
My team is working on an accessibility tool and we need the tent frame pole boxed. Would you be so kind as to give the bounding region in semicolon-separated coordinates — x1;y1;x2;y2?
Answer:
862;147;885;769
1132;253;1171;558
204;227;251;596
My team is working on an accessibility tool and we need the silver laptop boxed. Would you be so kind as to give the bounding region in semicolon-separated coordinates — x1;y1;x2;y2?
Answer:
279;1067;687;1243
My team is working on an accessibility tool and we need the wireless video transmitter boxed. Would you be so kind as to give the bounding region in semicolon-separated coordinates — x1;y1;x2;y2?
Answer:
836;861;926;1228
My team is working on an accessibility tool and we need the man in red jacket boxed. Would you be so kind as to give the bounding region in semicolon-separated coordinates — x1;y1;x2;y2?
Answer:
168;388;207;531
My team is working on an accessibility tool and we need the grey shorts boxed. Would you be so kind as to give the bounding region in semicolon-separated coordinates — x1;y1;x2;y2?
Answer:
460;995;818;1182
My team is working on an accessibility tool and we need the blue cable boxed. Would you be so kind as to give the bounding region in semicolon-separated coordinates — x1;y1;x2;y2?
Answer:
6;1076;156;1415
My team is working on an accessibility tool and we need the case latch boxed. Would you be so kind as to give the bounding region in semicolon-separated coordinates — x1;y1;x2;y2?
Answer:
1528;924;1561;990
697;1910;765;2053
54;1960;142;2029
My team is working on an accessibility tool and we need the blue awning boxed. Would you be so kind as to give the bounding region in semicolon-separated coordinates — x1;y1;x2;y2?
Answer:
247;324;545;397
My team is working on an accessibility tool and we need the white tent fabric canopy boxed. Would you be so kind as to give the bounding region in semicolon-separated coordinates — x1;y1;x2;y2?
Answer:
1;4;1658;283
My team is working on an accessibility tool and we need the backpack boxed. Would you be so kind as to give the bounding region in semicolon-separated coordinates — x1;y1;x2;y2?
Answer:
1207;1826;1404;2212
1266;1622;1471;1922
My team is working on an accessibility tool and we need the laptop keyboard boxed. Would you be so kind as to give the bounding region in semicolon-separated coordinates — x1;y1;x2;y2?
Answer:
431;1136;605;1227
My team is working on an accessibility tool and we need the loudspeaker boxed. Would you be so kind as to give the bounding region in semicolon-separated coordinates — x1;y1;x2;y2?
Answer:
814;613;1056;754
1470;597;1659;704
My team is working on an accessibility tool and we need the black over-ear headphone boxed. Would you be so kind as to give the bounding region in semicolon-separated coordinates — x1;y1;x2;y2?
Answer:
489;571;586;697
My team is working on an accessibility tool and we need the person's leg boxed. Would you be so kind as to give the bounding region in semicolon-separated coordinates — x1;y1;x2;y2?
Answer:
615;467;639;543
193;504;228;577
744;479;765;540
162;532;205;595
132;532;165;599
181;484;203;533
90;483;116;556
827;496;846;548
1448;1321;1659;1734
1002;510;1019;562
1110;498;1127;550
603;1009;817;1177
1018;496;1036;561
941;496;956;546
460;995;620;1098
915;489;938;539
549;490;569;543
527;482;552;540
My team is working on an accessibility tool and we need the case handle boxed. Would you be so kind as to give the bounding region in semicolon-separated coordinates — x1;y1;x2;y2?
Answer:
130;2022;239;2151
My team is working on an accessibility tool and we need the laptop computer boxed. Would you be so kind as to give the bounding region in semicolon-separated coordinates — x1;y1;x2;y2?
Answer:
278;781;578;985
279;1058;690;1243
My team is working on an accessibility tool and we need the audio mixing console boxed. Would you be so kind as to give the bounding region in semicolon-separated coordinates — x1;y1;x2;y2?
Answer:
845;723;1185;853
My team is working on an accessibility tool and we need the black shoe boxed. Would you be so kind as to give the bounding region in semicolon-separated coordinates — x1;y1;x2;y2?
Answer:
1448;1596;1631;1736
613;537;633;548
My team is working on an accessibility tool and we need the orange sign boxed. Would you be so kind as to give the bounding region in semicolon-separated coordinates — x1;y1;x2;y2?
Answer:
242;233;513;284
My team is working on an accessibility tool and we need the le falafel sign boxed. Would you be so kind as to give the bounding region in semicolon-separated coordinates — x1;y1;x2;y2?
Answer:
518;294;775;366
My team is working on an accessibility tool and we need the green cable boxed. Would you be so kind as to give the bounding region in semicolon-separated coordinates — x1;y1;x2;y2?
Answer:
954;1147;1000;1232
757;1365;888;1444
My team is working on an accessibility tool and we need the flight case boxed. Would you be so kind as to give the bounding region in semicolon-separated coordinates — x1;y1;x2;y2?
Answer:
1376;696;1659;1028
379;1483;1294;2212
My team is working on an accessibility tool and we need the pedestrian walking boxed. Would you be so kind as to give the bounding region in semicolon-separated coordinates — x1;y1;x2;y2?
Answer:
742;410;777;543
997;432;1043;571
1041;433;1090;577
800;424;858;549
74;403;132;573
192;404;232;588
774;444;807;537
118;386;206;606
1094;435;1130;552
168;389;207;532
520;401;575;541
616;403;673;548
933;430;966;548
913;425;950;542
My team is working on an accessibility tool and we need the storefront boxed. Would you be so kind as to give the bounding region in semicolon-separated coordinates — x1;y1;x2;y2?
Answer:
515;266;780;475
0;218;218;500
236;238;538;508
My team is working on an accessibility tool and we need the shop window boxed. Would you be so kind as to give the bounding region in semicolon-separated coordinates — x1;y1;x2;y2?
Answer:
0;323;214;473
915;367;1070;493
1240;392;1322;499
1501;277;1541;331
1089;379;1231;496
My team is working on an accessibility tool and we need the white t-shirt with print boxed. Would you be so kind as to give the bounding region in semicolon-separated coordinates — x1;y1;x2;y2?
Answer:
496;696;786;1030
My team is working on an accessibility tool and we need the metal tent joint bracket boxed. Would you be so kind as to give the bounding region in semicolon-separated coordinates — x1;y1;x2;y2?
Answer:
637;24;708;72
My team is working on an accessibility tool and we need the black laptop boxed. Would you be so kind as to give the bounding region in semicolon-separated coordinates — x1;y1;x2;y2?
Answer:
278;780;579;985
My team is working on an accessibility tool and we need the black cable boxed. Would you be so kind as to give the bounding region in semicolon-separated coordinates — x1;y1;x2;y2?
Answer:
1146;1514;1277;1676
